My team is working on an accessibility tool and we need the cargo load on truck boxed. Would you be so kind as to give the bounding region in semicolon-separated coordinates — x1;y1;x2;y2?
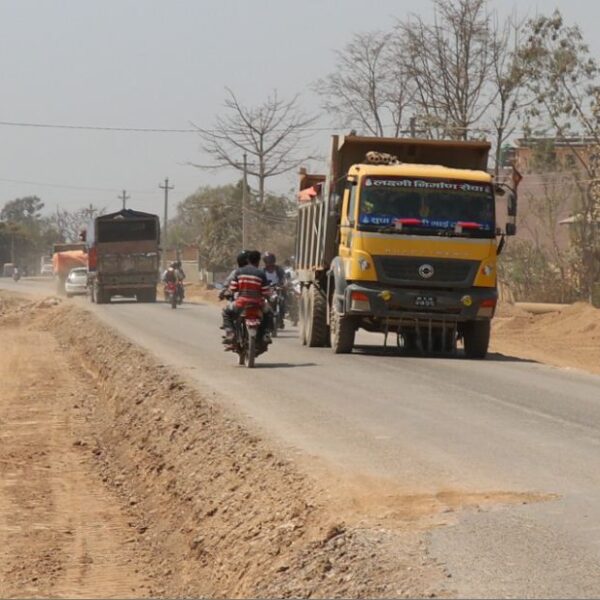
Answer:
295;134;518;359
52;243;87;295
86;209;160;304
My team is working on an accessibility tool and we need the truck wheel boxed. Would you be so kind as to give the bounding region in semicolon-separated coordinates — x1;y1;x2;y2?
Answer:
95;284;106;304
463;320;490;359
330;306;355;354
299;288;308;345
306;285;328;347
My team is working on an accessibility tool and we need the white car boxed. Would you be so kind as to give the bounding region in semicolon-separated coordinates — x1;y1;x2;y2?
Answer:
65;267;88;297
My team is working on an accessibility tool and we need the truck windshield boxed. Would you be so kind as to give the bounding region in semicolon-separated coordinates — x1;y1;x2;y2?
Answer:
357;177;495;238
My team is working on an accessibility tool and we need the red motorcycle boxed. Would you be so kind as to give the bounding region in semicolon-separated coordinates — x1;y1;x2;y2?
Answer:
233;304;268;368
164;280;182;309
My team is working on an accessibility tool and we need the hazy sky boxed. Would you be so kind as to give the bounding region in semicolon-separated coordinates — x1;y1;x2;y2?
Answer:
0;0;598;217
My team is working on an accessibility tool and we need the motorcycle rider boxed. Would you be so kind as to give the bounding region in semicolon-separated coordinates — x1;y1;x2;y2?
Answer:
263;252;288;329
221;250;273;346
162;261;185;301
219;250;250;300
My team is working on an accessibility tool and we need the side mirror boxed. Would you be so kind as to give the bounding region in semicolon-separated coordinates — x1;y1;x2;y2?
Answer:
506;222;516;236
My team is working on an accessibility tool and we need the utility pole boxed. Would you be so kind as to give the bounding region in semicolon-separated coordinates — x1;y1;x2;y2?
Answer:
159;177;174;268
118;190;130;209
242;153;248;249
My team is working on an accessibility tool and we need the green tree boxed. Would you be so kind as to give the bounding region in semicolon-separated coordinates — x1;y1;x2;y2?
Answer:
170;182;296;273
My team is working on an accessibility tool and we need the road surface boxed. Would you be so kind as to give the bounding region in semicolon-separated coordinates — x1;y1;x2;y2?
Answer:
5;278;600;598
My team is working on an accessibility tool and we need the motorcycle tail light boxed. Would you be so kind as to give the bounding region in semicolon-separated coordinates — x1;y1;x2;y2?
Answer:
243;307;262;319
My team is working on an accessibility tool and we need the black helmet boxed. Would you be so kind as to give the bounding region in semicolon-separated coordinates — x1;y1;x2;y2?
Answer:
236;250;250;267
170;261;179;269
247;250;261;266
262;252;276;266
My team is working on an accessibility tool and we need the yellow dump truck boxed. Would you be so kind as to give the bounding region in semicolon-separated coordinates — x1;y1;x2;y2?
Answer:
295;135;518;358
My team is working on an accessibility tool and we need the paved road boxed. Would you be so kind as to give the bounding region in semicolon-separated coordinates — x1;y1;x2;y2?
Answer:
5;278;600;598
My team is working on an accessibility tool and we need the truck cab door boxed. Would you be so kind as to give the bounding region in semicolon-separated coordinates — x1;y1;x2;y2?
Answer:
339;179;357;261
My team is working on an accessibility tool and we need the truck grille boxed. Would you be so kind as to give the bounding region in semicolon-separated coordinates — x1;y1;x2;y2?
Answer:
374;256;478;287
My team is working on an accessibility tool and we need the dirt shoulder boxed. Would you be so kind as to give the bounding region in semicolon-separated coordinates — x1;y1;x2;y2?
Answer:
0;305;151;598
492;302;600;376
1;292;455;598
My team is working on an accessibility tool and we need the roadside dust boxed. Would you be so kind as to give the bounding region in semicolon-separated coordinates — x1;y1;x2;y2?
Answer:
0;325;150;598
0;291;553;598
492;302;600;375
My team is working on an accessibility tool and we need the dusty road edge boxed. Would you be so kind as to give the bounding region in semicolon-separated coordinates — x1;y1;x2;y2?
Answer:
3;293;451;599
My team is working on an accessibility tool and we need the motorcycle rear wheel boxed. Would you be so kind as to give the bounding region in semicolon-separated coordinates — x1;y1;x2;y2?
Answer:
246;336;256;368
171;294;177;309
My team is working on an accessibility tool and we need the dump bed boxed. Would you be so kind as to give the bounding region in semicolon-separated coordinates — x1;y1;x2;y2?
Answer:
296;135;492;278
329;135;490;196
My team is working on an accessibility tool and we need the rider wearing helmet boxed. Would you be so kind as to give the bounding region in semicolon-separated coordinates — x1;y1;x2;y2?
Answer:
162;260;186;301
263;252;288;328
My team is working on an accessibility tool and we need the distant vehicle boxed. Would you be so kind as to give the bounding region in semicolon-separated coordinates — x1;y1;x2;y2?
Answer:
65;267;88;297
87;209;160;304
52;242;87;294
40;255;53;276
2;263;16;277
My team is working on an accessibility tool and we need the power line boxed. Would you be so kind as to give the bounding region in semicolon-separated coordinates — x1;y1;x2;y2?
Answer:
0;176;156;194
0;119;327;134
0;120;199;133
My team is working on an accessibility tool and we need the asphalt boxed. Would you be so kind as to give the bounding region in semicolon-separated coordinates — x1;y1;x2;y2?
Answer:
4;277;600;598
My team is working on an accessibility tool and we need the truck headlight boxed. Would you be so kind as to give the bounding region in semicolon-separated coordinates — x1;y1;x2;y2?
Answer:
482;264;494;276
359;259;370;271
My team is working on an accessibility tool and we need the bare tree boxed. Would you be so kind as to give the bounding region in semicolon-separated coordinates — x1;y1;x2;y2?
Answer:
314;31;414;137
194;89;318;203
518;10;600;296
52;205;104;242
488;13;532;175
398;0;495;139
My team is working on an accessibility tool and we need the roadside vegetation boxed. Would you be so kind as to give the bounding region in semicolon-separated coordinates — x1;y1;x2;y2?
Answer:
2;0;599;302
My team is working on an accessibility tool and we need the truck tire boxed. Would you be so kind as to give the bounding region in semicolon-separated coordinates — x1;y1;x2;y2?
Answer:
306;285;328;347
330;306;355;354
95;284;107;304
299;288;308;345
463;320;490;359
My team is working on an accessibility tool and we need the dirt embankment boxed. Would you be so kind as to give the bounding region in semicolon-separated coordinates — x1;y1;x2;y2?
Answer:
492;302;600;375
1;293;457;598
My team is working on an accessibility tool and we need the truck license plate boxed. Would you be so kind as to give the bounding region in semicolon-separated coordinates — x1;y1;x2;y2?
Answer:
415;296;436;308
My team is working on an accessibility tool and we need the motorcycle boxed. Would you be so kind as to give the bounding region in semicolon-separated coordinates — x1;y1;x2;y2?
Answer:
164;280;183;309
268;285;286;337
232;304;269;368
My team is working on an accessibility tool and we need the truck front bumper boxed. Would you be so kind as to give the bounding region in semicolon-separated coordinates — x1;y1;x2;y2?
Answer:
343;282;497;322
